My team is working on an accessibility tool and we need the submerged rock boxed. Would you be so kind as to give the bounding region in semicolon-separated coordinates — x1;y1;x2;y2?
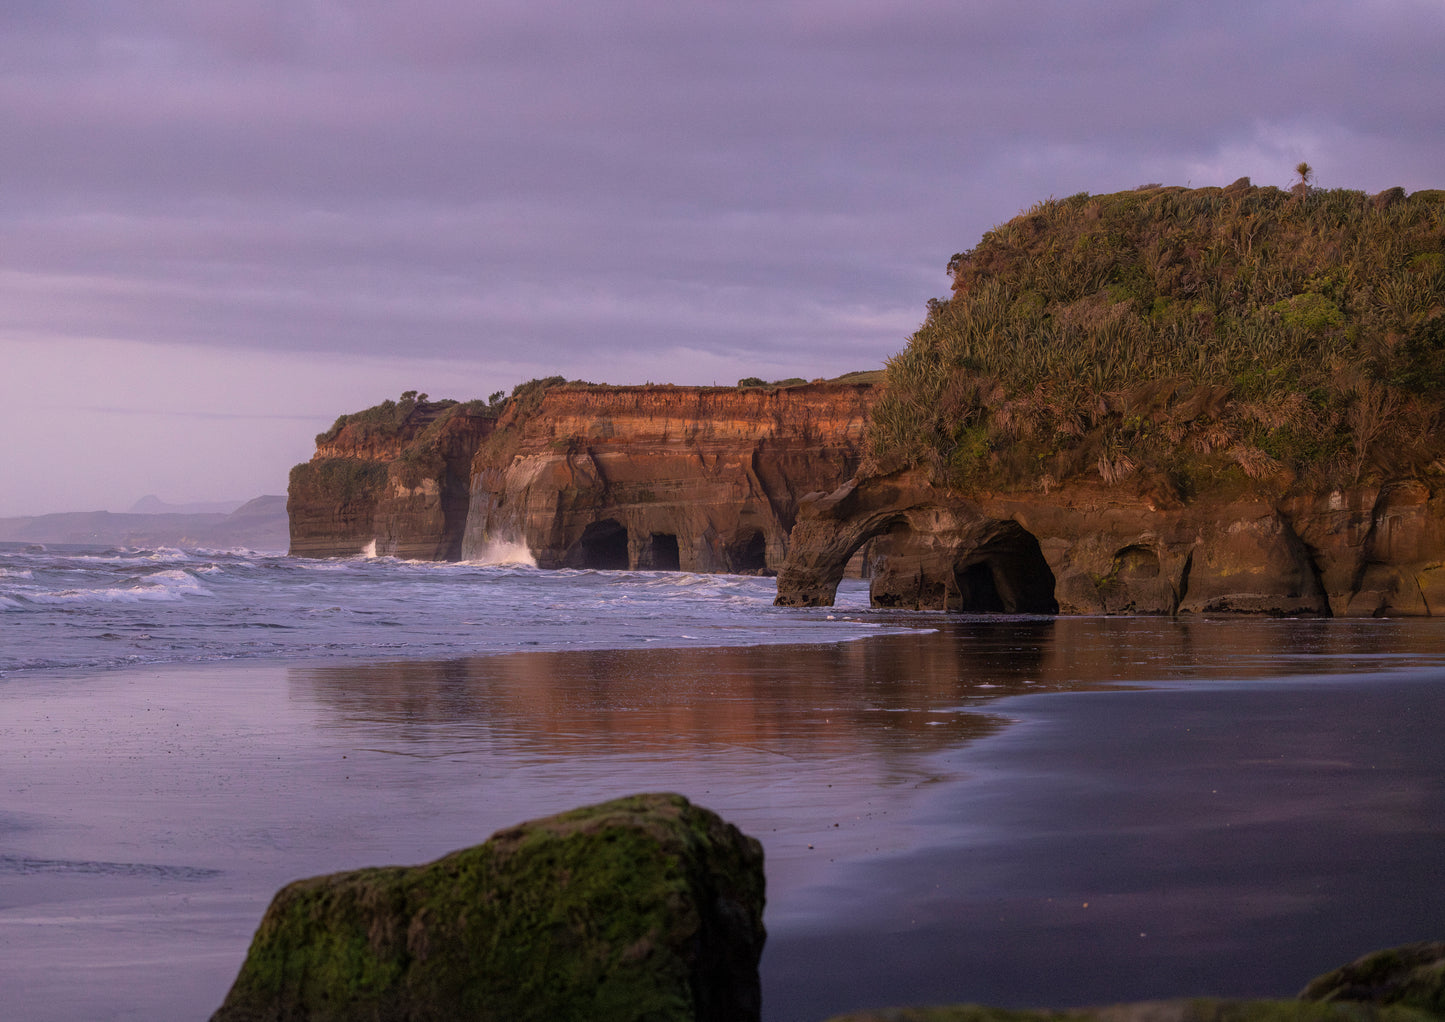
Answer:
211;792;766;1022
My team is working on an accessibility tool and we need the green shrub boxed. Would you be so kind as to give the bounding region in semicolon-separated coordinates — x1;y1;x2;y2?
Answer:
1272;293;1344;333
870;183;1445;491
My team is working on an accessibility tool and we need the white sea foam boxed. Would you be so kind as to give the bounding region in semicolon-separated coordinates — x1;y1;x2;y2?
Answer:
28;569;213;606
466;537;537;568
141;548;192;562
0;546;922;674
361;540;378;559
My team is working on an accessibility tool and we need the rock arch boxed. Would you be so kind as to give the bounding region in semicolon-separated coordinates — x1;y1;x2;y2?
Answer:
773;479;1057;613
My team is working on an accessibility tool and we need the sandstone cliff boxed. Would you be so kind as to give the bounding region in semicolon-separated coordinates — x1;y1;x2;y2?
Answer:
288;398;495;559
773;470;1445;617
289;380;1444;615
461;383;874;571
291;182;1445;615
288;380;875;572
771;182;1445;617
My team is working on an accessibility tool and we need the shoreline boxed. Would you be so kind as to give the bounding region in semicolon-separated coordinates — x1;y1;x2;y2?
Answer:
3;622;1445;1020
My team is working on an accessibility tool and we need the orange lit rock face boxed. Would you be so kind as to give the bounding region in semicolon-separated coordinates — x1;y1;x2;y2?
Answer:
461;384;873;571
288;383;1443;616
288;410;495;560
773;470;1445;618
288;383;874;572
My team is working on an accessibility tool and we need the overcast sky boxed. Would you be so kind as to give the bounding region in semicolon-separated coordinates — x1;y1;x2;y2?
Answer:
3;0;1443;516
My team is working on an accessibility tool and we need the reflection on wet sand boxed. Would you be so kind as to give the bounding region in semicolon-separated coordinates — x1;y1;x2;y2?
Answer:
289;616;1445;759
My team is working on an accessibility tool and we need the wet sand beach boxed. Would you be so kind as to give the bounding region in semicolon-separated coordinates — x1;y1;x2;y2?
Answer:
3;618;1444;1021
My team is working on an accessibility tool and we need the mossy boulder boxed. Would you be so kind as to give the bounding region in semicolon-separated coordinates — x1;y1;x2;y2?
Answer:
211;793;766;1022
824;998;1439;1022
1300;942;1445;1013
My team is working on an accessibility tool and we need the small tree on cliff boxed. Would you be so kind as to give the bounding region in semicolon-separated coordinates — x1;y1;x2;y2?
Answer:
1295;162;1314;194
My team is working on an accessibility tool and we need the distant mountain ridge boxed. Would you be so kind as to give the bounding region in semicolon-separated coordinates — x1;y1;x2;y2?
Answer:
0;495;288;551
126;494;249;515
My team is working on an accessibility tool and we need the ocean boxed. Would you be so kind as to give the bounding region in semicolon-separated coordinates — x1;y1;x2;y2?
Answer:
0;542;892;675
3;543;1445;1021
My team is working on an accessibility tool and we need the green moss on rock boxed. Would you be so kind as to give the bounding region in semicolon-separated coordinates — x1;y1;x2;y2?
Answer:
211;793;766;1022
1300;942;1445;1014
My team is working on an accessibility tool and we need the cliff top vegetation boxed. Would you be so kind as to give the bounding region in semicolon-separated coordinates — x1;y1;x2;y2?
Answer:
319;373;880;454
868;179;1445;496
315;391;495;447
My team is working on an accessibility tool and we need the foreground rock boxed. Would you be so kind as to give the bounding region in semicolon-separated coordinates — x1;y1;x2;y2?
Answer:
211;793;766;1022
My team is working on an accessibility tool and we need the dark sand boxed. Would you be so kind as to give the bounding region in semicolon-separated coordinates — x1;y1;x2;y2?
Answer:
2;618;1444;1021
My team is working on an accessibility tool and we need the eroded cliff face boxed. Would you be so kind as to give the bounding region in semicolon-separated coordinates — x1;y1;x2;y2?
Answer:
290;384;1443;616
288;407;494;559
460;383;874;571
774;470;1445;617
289;382;874;570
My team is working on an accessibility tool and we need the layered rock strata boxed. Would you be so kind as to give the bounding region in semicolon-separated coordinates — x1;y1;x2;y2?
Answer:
287;403;494;559
288;384;1444;616
461;383;874;571
289;382;875;573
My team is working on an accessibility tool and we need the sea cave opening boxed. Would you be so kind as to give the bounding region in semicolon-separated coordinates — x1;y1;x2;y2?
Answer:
952;524;1059;614
728;530;768;575
954;560;1006;612
578;519;630;570
646;533;681;572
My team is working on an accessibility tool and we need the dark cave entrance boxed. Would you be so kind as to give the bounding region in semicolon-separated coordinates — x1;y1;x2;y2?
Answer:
645;533;681;572
954;561;1006;612
578;519;630;570
728;530;768;574
952;524;1059;614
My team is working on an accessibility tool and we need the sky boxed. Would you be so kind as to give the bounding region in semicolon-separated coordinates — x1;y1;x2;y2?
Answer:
3;1;1443;516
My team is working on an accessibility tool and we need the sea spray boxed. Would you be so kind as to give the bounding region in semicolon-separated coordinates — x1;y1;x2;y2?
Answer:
467;536;537;568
